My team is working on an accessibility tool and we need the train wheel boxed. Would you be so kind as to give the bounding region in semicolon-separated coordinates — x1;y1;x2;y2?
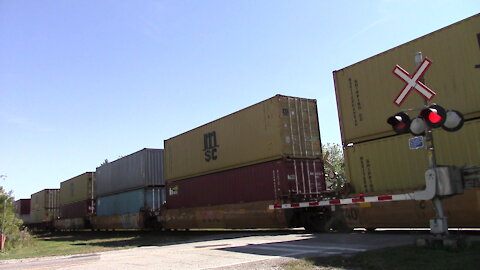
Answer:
323;211;354;233
303;213;329;233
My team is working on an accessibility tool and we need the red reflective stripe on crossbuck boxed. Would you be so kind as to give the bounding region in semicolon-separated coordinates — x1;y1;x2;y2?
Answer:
392;58;436;106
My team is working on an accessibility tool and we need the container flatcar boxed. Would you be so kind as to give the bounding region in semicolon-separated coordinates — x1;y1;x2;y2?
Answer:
161;95;335;232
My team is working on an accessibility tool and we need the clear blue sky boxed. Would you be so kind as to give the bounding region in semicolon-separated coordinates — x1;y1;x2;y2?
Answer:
1;0;478;199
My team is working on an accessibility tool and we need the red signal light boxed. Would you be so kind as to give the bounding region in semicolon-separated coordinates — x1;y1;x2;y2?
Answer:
420;104;446;128
428;111;442;124
387;112;411;134
387;105;464;136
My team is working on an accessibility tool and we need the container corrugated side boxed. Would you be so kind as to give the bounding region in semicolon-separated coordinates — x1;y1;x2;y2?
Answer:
165;95;322;182
333;14;480;144
345;119;480;193
166;158;325;209
343;188;480;228
30;189;60;223
95;148;164;197
96;188;164;216
59;172;94;206
60;199;94;219
14;199;31;215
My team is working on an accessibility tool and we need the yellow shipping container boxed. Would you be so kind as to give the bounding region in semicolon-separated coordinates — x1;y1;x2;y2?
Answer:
30;189;59;224
165;95;322;182
345;119;480;193
334;14;480;144
59;172;95;206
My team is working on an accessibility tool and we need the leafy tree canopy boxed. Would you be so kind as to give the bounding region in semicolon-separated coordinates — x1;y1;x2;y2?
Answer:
322;143;346;192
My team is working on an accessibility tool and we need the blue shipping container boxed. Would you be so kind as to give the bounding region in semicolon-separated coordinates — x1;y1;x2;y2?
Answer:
96;188;165;216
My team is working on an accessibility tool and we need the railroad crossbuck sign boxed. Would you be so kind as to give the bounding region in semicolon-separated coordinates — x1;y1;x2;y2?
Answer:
392;58;436;106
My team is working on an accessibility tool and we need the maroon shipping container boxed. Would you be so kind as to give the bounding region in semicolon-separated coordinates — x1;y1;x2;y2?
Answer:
166;158;326;209
14;199;31;215
60;199;95;219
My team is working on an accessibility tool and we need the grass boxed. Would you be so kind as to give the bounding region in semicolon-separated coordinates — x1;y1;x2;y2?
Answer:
0;228;293;261
283;241;480;270
0;230;214;260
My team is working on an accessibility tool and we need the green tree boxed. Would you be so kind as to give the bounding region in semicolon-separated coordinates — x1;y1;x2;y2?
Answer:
322;143;347;192
0;185;32;251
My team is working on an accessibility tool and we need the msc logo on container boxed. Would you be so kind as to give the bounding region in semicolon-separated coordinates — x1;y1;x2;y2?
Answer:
203;131;219;162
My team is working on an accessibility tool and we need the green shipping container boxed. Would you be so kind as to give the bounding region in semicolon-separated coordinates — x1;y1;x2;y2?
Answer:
345;119;480;193
165;95;322;182
59;172;95;206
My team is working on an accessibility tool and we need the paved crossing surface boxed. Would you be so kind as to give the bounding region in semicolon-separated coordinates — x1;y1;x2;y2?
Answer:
0;231;420;270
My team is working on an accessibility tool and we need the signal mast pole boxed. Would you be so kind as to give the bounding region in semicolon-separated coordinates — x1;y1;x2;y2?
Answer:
415;52;448;236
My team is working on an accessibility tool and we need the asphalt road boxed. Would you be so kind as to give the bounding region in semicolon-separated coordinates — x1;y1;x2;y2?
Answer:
0;231;430;270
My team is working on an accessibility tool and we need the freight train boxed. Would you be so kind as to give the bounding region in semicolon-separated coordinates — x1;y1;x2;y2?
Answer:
19;95;341;232
14;14;480;232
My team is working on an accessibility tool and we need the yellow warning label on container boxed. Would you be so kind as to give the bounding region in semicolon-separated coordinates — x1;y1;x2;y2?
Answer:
359;202;372;208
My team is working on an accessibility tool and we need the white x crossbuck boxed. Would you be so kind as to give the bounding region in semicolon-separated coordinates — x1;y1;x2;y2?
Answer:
392;58;436;106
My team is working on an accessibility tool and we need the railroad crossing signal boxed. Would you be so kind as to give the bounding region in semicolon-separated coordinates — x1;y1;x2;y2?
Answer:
420;104;446;128
386;112;411;134
392;58;436;106
387;104;465;135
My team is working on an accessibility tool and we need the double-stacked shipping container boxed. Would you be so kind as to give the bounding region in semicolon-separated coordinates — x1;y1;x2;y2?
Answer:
14;199;31;224
333;14;480;228
162;95;328;229
91;148;165;229
56;172;95;230
29;189;59;229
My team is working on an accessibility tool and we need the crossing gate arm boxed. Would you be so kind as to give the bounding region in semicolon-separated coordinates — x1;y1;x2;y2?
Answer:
268;193;415;210
270;169;440;210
